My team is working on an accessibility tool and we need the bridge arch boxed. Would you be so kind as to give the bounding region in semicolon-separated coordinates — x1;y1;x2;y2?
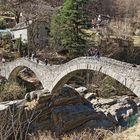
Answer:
8;65;44;90
1;58;46;89
51;59;140;96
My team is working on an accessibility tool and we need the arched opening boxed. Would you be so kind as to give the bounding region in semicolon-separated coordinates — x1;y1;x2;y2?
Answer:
52;69;136;96
50;70;139;130
8;66;43;92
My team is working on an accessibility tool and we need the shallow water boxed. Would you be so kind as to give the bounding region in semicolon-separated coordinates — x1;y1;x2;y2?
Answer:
119;112;140;127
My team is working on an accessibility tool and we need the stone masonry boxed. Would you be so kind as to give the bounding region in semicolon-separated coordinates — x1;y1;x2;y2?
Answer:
0;57;140;96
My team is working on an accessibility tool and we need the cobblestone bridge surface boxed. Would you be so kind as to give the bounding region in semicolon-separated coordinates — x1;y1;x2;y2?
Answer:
0;57;140;96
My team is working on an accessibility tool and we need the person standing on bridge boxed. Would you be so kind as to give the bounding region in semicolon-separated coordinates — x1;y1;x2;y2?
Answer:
2;57;5;63
23;50;26;58
88;48;93;56
45;58;48;66
88;48;96;57
36;57;39;66
31;51;36;61
91;48;95;56
94;49;100;59
31;53;34;61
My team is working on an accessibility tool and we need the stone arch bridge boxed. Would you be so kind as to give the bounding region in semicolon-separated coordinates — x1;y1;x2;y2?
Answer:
0;57;140;96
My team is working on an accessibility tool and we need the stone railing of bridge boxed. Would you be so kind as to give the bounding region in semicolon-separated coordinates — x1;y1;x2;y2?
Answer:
0;57;140;96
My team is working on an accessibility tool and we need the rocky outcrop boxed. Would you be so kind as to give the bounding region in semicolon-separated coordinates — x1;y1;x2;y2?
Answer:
0;86;140;135
86;94;139;126
28;85;119;134
11;85;117;134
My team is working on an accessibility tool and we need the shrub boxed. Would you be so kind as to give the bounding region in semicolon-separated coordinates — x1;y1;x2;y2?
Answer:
0;107;38;140
0;18;6;29
0;81;26;101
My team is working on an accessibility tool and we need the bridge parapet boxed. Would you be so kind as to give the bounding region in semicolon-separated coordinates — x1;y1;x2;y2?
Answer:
51;57;139;78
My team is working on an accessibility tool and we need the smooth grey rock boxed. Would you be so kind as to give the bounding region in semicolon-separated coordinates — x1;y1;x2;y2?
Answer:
75;87;87;93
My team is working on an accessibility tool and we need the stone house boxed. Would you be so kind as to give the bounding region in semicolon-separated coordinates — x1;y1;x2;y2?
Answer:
11;20;50;47
11;22;28;43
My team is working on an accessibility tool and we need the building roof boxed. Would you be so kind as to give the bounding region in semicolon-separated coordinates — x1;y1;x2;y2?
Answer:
0;29;10;32
10;22;28;31
0;16;15;20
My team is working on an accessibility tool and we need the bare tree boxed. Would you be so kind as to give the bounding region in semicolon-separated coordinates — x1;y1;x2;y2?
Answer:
0;0;36;24
0;106;40;140
20;0;55;50
45;0;63;7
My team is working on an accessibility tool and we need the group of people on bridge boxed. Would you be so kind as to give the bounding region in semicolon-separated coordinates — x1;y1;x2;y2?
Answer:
30;52;48;66
88;48;100;59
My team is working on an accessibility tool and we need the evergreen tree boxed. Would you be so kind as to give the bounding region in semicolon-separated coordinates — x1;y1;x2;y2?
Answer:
50;0;88;57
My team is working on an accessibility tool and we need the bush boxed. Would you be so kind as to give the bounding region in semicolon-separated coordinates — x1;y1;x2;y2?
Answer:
0;81;26;101
13;38;28;57
0;18;6;29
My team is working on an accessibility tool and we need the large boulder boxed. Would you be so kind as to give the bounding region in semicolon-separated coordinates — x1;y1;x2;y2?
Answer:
25;89;50;101
35;85;120;134
89;95;139;125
